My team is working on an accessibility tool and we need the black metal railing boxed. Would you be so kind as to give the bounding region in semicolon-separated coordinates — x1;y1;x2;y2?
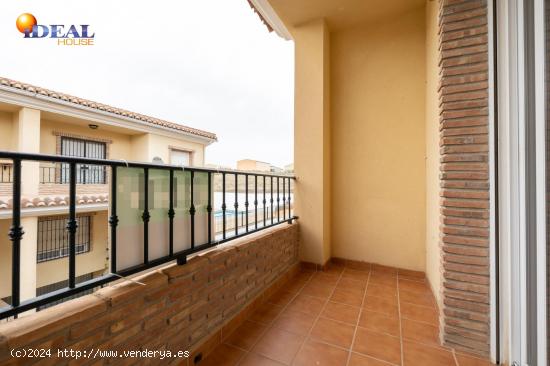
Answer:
0;151;296;319
39;165;107;184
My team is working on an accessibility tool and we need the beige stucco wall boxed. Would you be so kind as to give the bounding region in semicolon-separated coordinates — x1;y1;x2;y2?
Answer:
40;119;132;159
425;0;442;305
293;19;332;265
148;134;205;166
0;219;12;299
36;211;108;288
330;7;427;271
0;112;13;151
129;133;205;165
237;160;271;172
40;119;205;165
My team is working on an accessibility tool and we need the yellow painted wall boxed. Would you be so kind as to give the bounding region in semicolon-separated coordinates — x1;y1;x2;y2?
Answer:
330;7;427;271
40;119;205;165
0;219;12;299
293;19;332;265
36;211;108;288
40;119;132;159
147;134;205;166
0;212;108;299
425;0;441;305
237;160;271;172
0;112;13;151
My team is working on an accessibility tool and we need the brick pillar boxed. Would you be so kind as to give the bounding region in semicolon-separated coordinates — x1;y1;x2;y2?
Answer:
438;0;491;356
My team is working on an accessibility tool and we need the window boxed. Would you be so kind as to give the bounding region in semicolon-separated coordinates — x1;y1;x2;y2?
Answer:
60;137;106;184
37;215;91;262
171;149;191;166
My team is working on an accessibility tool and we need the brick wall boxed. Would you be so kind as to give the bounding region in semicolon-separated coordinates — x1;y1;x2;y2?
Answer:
0;223;299;365
439;0;491;356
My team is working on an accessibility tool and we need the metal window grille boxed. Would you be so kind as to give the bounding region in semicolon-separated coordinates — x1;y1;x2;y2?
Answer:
60;137;106;184
37;215;91;263
0;163;12;183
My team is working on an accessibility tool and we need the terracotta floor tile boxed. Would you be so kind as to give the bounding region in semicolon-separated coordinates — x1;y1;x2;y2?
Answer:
369;274;397;288
342;269;370;282
400;302;439;325
301;282;334;299
201;344;246;366
401;319;439;346
239;353;286;366
398;278;432;294
268;290;296;307
225;320;267;351
366;283;397;299
399;289;435;308
402;340;456;366
331;288;364;307
321;301;360;325
455;353;494;366
345;261;372;271
323;265;345;275
286;295;326;316
286;280;308;294
295;271;314;281
253;328;305;365
272;309;317;336
371;264;398;276
363;296;399;317
398;268;426;281
338;278;367;292
353;328;401;365
293;339;349;366
249;303;284;325
348;353;396;366
358;310;400;337
310;317;356;349
311;272;340;285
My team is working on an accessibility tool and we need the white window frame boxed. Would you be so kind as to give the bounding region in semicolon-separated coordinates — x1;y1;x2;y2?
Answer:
169;147;194;167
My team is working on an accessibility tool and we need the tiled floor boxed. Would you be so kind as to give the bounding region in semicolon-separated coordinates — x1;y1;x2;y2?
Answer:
201;263;494;366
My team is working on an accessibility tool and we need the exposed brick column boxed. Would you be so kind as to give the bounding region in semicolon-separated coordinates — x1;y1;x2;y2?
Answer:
438;0;491;356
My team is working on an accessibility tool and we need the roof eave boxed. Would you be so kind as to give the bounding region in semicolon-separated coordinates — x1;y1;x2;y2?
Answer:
247;0;293;40
0;85;218;145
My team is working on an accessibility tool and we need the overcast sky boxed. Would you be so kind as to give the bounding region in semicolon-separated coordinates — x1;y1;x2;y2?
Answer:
0;0;294;168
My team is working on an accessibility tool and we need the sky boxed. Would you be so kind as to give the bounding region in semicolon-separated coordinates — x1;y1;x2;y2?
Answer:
0;0;295;168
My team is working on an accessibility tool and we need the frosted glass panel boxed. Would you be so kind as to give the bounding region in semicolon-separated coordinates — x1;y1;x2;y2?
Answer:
173;170;191;252
194;172;209;245
116;168;144;271
149;169;170;261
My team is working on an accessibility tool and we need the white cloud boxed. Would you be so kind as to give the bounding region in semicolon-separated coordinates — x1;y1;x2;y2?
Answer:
0;0;294;168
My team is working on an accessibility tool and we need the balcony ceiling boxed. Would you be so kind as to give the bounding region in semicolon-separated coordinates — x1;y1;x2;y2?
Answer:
268;0;425;31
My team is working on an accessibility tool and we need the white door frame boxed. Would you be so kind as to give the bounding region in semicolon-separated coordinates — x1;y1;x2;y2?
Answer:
533;0;548;362
496;0;547;364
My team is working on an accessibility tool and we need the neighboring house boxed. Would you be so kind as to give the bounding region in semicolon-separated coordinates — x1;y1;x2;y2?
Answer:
0;77;217;307
283;163;293;173
236;159;272;172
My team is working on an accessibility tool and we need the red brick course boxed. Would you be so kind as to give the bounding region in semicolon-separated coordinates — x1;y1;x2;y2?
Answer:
439;0;491;356
0;223;299;365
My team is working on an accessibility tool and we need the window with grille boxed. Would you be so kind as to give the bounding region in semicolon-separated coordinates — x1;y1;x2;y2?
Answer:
60;137;106;184
37;215;91;262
